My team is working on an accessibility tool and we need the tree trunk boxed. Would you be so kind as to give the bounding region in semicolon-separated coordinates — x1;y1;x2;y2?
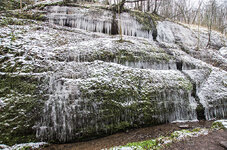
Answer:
118;0;123;41
153;0;158;14
20;0;22;11
197;7;201;50
147;0;150;12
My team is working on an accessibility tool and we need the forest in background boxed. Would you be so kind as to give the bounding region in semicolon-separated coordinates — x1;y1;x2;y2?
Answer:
1;0;226;35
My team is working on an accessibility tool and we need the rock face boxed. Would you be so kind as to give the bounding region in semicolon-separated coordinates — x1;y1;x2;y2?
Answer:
219;47;227;58
0;3;227;145
46;6;157;39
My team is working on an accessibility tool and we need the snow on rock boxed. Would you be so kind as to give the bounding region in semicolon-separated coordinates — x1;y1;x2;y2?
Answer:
198;69;227;120
0;5;227;144
157;21;227;49
34;0;63;5
157;21;198;48
111;128;209;150
214;120;227;128
36;60;198;142
0;144;9;149
0;99;5;107
1;142;48;150
172;128;209;140
46;6;155;39
219;47;227;58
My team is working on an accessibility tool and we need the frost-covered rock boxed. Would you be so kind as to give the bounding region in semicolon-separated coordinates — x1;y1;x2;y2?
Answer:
157;21;198;48
198;69;227;120
219;47;227;58
213;120;227;129
46;6;156;40
1;142;48;150
0;144;9;149
157;21;227;49
0;4;227;145
36;60;198;142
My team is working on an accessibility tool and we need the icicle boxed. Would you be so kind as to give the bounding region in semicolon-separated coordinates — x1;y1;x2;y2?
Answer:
46;6;154;39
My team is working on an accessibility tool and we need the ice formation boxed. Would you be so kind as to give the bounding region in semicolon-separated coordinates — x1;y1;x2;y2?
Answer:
1;142;48;150
46;6;154;39
219;47;227;58
0;3;227;144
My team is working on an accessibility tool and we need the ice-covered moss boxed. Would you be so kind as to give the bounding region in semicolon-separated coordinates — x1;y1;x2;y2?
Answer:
129;10;159;40
0;46;35;73
129;10;159;30
36;61;196;143
0;0;20;11
73;62;194;137
66;38;174;69
4;11;46;21
0;75;45;145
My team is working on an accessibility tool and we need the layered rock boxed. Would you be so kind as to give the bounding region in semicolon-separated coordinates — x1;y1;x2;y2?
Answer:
0;3;227;145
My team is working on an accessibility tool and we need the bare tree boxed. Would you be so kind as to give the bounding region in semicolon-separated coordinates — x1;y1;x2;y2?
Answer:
206;0;217;48
118;0;123;41
197;1;202;50
20;0;22;11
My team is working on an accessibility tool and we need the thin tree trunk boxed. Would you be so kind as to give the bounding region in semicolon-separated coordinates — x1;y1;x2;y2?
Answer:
20;0;22;11
153;0;158;14
118;0;123;41
207;0;215;48
197;8;201;50
147;0;150;12
192;1;202;24
207;20;212;48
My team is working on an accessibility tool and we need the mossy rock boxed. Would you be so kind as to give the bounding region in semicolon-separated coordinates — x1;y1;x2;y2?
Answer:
0;0;20;11
129;10;161;29
0;75;45;145
211;121;225;130
4;11;47;22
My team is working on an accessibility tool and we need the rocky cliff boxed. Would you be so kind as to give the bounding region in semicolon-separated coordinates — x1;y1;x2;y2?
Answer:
0;1;226;145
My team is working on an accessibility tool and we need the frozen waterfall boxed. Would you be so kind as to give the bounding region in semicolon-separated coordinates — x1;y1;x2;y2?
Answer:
46;6;154;39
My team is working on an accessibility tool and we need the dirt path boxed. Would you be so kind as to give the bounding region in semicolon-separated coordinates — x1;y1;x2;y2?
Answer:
43;121;213;150
165;129;227;150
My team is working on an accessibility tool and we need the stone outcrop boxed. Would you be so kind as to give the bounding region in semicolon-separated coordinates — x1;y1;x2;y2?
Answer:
0;3;226;145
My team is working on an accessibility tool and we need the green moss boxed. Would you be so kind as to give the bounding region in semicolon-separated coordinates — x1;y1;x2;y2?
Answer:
104;121;131;133
192;128;201;132
0;46;38;73
79;66;193;139
170;132;179;138
0;17;25;27
0;75;45;146
117;128;208;150
179;80;193;91
129;10;160;30
0;0;20;11
19;146;33;150
211;121;225;130
125;139;160;150
4;11;46;22
26;1;67;10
